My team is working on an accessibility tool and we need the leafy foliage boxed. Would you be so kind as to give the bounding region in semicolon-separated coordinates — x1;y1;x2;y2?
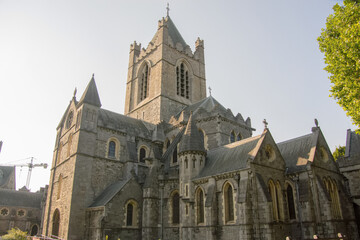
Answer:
2;228;28;240
318;1;360;130
333;145;346;161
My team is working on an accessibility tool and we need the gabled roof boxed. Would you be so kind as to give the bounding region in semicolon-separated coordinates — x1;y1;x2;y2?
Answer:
196;134;264;179
166;16;187;48
0;189;43;208
78;75;102;107
179;113;205;154
89;179;130;207
278;132;316;174
97;109;152;139
175;95;227;119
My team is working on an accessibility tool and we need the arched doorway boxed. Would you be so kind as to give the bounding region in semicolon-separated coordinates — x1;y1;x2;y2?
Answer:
52;209;60;237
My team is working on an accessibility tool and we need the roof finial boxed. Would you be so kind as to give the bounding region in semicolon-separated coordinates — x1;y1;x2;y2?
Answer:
208;86;212;96
263;119;268;129
314;118;319;127
73;87;77;98
92;73;95;79
166;3;170;17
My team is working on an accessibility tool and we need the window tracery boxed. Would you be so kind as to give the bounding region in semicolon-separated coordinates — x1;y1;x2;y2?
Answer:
176;63;189;99
140;64;149;101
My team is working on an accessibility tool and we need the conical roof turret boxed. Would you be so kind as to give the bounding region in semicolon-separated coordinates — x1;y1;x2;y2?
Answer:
78;74;102;107
179;112;206;154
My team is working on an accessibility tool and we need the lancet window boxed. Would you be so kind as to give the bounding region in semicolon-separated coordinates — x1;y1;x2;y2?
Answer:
196;188;205;224
176;63;189;99
224;182;235;222
140;64;149;101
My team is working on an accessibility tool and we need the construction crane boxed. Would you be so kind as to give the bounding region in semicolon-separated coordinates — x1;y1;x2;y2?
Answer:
1;157;48;189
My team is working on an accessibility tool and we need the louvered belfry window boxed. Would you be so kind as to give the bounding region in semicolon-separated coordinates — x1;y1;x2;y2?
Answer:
140;64;149;101
176;63;189;99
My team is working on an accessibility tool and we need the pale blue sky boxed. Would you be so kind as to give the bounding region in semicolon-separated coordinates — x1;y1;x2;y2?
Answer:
0;0;352;191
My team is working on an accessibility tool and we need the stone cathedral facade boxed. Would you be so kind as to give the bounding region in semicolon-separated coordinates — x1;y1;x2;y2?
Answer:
42;14;360;240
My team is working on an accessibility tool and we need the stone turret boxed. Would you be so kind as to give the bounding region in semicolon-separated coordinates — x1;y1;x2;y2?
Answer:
178;113;206;235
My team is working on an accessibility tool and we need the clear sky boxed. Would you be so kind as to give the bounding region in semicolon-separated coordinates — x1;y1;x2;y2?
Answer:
0;0;353;192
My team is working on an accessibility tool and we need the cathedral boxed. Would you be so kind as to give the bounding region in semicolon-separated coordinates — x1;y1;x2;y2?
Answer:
42;13;360;240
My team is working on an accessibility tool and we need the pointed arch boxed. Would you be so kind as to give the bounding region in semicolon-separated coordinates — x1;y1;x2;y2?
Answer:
223;182;235;223
286;184;296;220
139;146;147;163
269;179;279;221
196;187;205;224
52;209;60;237
138;62;150;102
176;59;192;99
230;131;236;143
237;133;242;141
170;190;180;224
125;200;138;227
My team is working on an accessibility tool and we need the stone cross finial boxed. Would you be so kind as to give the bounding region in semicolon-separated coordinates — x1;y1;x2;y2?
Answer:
166;3;170;17
263;119;268;129
208;86;212;96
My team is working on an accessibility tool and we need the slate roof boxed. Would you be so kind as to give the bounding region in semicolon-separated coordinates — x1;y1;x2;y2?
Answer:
175;95;227;119
179;113;205;154
78;75;102;107
166;16;188;48
0;166;15;188
196;134;263;179
277;133;315;174
89;179;129;207
0;189;43;208
98;109;152;139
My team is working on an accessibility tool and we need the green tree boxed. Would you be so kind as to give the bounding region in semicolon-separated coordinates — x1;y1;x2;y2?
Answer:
2;228;28;240
318;0;360;130
333;145;346;161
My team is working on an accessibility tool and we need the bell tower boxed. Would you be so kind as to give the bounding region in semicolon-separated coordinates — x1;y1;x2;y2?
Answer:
124;15;206;124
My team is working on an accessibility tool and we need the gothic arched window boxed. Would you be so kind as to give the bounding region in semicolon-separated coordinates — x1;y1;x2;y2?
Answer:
125;200;138;227
224;183;235;223
196;188;205;224
286;184;296;220
108;141;116;158
237;133;242;141
176;63;189;99
52;209;60;237
172;144;178;163
324;178;342;219
172;191;180;224
230;131;236;143
269;180;280;221
140;64;149;101
139;147;146;163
